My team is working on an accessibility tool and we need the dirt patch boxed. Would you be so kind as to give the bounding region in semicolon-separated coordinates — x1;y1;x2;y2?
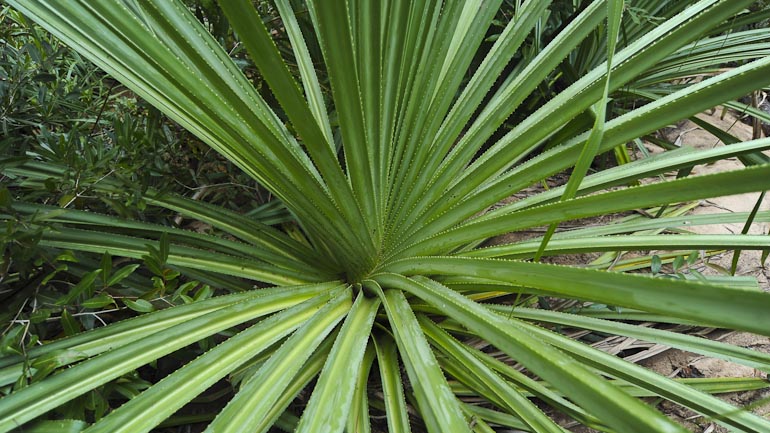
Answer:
638;332;770;433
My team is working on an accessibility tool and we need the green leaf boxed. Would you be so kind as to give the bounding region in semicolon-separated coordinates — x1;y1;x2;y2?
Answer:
30;349;89;382
376;273;690;433
385;257;770;336
38;227;319;285
23;420;88;433
30;350;88;371
122;299;154;313
464;234;770;260
81;294;114;309
489;306;770;373
397;0;759;242
54;251;78;263
373;334;412;433
731;191;766;275
245;335;337;433
294;293;379;433
535;0;624;261
100;252;111;282
204;289;351;433
304;0;380;242
346;342;375;433
273;0;333;146
5;0;770;431
0;283;336;388
651;254;662;274
0;187;12;208
619;377;770;397
402;164;770;257
0;327;25;356
419;316;566;433
672;255;684;271
58;194;76;208
497;314;770;433
29;309;51;324
86;290;347;433
381;289;470;433
0;284;337;431
60;309;81;337
105;264;140;287
55;270;99;306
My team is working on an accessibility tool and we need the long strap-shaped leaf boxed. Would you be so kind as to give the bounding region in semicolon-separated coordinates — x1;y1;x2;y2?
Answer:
6;0;368;271
203;289;351;433
83;290;350;433
380;289;470;433
304;0;380;239
374;274;688;433
217;0;374;256
503;210;770;242
274;0;333;146
395;0;757;244
536;0;624;260
482;137;770;218
437;318;770;430
387;0;502;224
495;313;770;433
445;359;768;399
488;306;770;373
419;316;568;433
446;333;605;430
397;164;770;258
0;288;340;432
392;0;606;237
0;288;334;388
462;405;529;432
382;0;442;200
373;333;412;433
293;293;380;433
383;257;770;336
0;283;335;375
378;0;426;222
6;203;324;275
451;0;750;198
145;194;325;267
414;54;770;241
391;0;552;222
38;227;322;285
465;234;770;259
354;0;387;237
1;160;321;266
240;334;338;433
347;343;375;433
404;57;770;246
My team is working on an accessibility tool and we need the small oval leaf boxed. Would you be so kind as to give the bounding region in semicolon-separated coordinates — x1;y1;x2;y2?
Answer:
106;264;140;287
82;294;114;309
123;298;155;313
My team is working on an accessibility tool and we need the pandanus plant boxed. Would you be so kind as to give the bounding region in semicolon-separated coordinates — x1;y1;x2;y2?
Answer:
3;0;770;432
